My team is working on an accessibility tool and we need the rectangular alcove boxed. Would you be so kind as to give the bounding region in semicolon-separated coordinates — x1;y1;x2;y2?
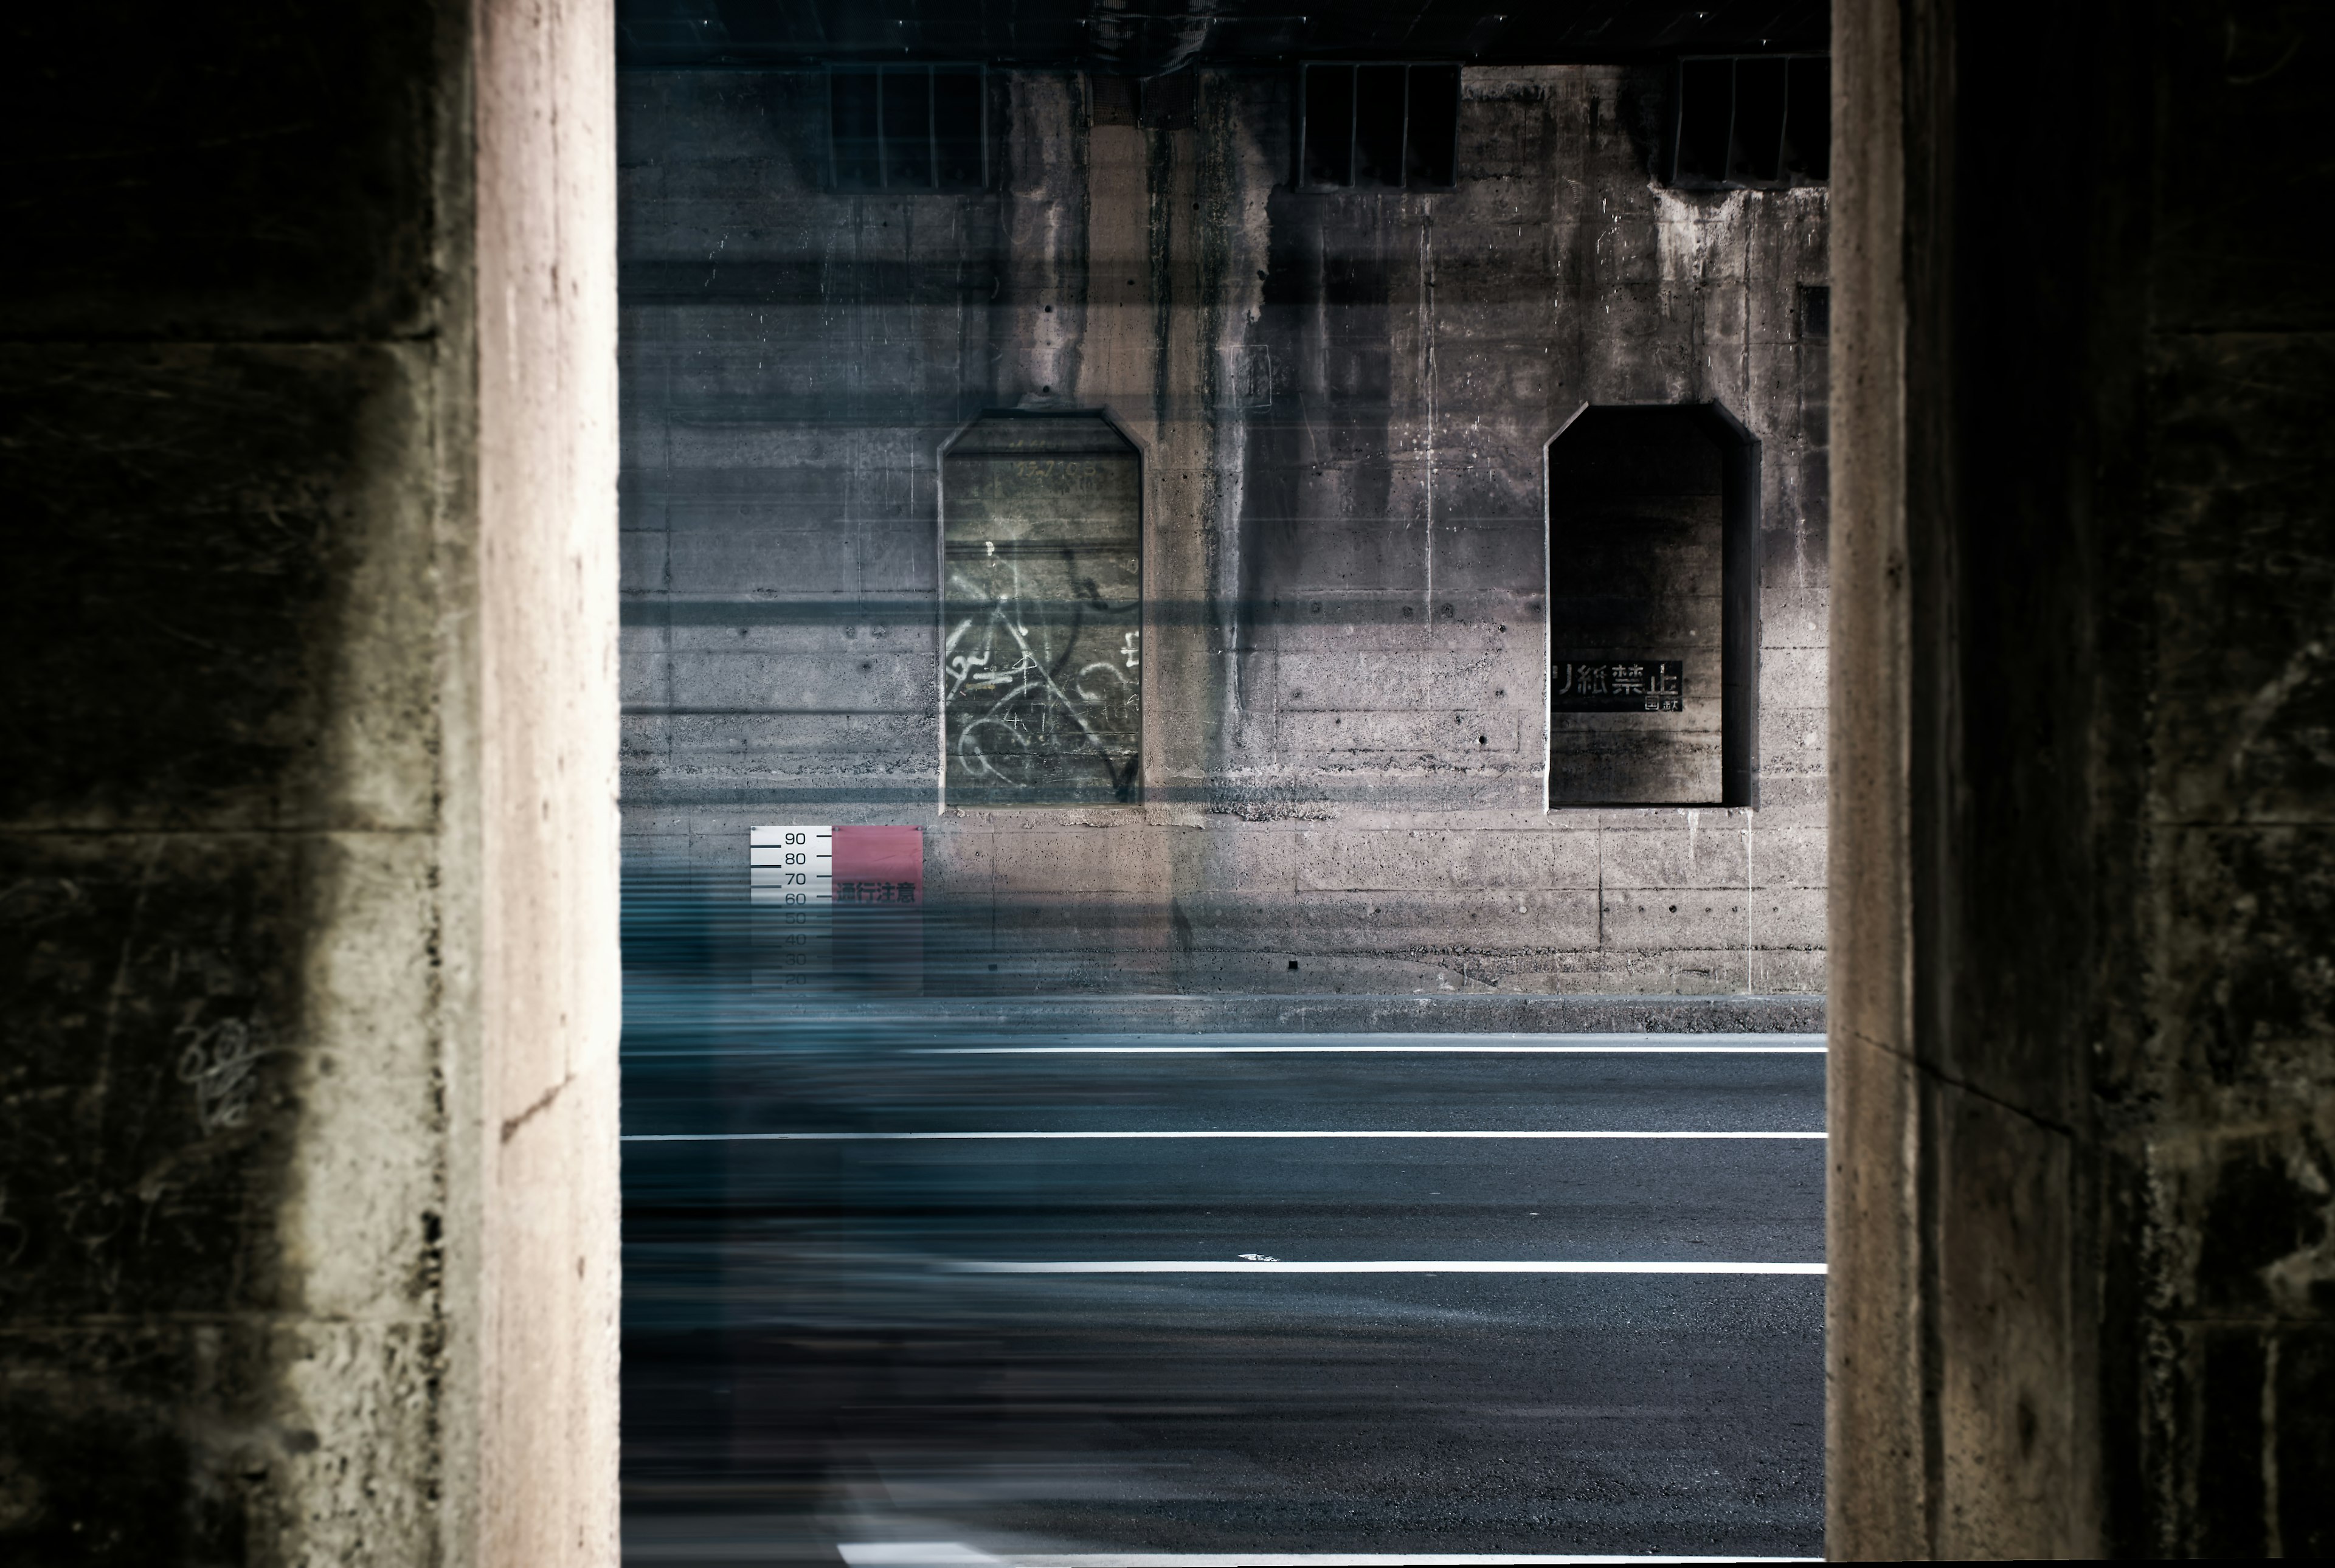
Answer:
828;64;989;192
1545;404;1759;807
941;413;1143;806
1296;62;1461;190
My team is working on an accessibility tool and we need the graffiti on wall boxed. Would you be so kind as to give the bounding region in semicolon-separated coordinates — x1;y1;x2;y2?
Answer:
943;416;1142;804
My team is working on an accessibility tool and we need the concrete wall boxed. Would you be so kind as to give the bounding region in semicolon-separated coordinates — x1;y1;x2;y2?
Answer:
620;63;1832;997
0;3;618;1563
1828;0;2335;1555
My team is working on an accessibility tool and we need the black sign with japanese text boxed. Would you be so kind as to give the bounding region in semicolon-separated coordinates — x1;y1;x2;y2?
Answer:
1551;659;1684;713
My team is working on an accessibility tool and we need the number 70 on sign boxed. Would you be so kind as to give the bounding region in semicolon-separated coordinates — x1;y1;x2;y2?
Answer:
749;826;832;904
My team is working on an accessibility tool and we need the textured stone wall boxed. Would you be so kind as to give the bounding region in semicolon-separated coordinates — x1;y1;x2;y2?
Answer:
0;2;619;1563
1828;0;2334;1555
620;63;1832;996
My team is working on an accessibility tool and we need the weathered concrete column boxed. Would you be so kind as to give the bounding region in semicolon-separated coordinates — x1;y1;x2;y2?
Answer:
1829;0;2333;1555
0;2;617;1562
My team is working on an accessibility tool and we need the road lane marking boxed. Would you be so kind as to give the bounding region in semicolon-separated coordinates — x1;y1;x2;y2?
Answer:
836;1549;1819;1566
1012;1558;1815;1566
622;1129;1825;1142
1004;1559;1820;1566
920;1040;1824;1054
943;1260;1824;1274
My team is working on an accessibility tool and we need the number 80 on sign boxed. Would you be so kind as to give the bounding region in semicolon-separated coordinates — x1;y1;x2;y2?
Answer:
749;826;834;904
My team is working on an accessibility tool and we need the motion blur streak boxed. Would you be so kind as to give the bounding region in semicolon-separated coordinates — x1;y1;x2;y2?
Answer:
623;868;1825;1563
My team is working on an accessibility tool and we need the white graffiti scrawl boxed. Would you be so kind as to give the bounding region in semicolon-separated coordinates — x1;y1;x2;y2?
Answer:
942;416;1142;804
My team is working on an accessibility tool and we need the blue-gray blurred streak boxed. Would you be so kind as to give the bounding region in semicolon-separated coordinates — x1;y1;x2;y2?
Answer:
620;861;1825;1563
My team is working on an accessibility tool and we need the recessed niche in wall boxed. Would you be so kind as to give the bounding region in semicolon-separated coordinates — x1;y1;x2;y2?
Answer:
1298;62;1460;190
1797;283;1831;340
1667;55;1829;188
1545;405;1760;807
941;414;1143;807
829;65;988;192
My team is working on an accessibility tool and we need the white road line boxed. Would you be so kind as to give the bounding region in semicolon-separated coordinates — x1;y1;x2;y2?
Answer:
921;1040;1824;1055
837;1549;1819;1567
945;1260;1825;1275
1011;1559;1816;1567
621;1129;1825;1142
1005;1559;1819;1567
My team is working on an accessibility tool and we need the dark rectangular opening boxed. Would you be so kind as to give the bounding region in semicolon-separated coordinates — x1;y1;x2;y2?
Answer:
1672;55;1828;190
1714;406;1763;810
829;65;987;193
1299;61;1461;190
1728;57;1788;184
1797;283;1830;341
1301;64;1355;186
882;70;933;190
1782;56;1831;179
1673;58;1735;184
1405;64;1460;187
943;415;1144;807
1354;64;1408;187
1546;404;1760;807
932;68;985;190
830;69;882;189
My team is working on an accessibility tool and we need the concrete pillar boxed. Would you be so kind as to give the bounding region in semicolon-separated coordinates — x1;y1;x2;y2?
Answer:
0;2;617;1562
1829;0;2333;1555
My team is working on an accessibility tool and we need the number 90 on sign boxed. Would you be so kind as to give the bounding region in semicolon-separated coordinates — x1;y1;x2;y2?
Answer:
749;825;834;904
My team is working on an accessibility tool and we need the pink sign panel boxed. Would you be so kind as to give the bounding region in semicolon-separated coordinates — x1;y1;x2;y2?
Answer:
831;826;923;907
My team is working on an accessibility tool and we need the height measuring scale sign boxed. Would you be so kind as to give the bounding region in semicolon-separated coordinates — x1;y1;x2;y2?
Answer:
749;826;924;989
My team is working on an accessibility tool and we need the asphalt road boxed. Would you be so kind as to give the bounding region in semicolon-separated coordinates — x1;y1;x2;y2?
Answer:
621;1033;1825;1564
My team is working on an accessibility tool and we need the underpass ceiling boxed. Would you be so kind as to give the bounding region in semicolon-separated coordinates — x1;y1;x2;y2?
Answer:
619;1;1828;70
